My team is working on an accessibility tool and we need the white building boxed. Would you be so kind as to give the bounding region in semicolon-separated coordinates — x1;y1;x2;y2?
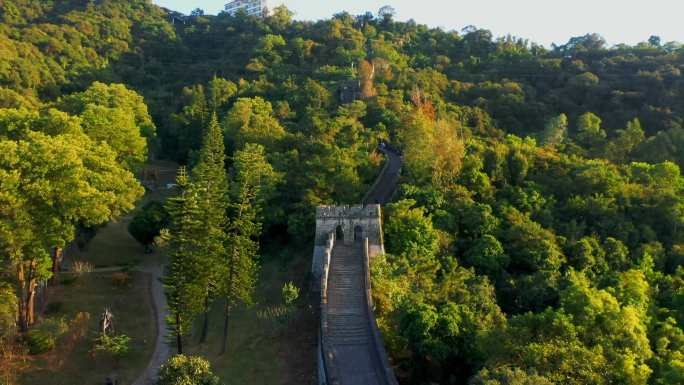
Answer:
224;0;267;17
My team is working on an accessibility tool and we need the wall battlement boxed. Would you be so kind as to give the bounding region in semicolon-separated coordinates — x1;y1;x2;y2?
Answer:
314;204;383;247
316;204;381;220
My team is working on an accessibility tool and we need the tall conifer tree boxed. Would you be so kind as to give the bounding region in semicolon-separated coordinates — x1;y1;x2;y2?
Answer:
164;167;205;354
192;113;229;343
220;144;277;354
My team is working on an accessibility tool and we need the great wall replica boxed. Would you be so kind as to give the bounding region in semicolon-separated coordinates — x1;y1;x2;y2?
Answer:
311;146;402;385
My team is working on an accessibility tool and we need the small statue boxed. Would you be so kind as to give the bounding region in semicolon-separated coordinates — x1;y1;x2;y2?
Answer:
101;308;114;335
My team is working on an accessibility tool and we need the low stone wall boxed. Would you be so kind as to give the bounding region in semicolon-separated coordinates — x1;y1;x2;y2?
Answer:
318;231;338;385
362;238;399;385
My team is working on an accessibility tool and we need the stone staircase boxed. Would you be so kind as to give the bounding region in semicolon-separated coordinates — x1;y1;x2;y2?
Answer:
327;243;368;346
324;242;387;385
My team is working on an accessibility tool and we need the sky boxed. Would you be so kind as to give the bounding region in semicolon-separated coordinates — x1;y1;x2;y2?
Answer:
153;0;683;47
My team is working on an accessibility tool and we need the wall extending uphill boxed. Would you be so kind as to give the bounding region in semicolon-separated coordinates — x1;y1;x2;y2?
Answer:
312;148;401;385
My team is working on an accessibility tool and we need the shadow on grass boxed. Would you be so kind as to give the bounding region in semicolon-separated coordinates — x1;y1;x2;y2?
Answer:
184;243;318;385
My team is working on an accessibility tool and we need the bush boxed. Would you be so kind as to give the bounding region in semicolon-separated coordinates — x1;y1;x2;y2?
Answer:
25;318;68;355
281;281;300;306
128;201;170;250
93;333;131;359
157;355;221;385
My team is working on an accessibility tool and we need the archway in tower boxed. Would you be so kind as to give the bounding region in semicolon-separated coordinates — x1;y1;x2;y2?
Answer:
354;225;363;243
336;225;344;243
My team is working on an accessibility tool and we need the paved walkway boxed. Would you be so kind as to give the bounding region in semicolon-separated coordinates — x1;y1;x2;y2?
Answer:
79;260;170;385
326;243;386;385
363;148;402;205
131;260;169;385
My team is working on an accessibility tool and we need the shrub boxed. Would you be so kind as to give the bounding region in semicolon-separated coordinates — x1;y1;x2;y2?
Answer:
281;281;300;306
93;333;131;358
25;318;68;355
128;201;170;250
71;260;94;274
157;355;221;385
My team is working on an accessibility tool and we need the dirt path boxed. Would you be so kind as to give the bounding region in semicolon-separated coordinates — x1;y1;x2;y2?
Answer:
73;255;170;385
131;260;169;385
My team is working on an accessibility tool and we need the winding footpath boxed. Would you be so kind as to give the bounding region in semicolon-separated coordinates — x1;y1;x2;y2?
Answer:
131;261;169;385
363;147;402;205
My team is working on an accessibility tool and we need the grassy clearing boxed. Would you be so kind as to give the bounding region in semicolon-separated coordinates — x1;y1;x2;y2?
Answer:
68;159;179;268
185;244;318;385
69;219;148;268
10;272;156;385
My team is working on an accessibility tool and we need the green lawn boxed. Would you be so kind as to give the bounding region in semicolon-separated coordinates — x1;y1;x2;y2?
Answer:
16;272;156;385
68;160;179;268
69;218;148;268
185;245;318;385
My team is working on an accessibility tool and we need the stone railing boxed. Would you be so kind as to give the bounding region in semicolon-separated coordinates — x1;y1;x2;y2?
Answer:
320;232;335;297
319;231;340;385
362;237;399;385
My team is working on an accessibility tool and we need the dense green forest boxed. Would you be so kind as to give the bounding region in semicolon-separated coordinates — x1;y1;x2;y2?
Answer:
2;0;684;384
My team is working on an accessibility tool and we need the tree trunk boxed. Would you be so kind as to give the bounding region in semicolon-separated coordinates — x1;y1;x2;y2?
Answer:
17;264;28;332
176;313;183;354
50;247;63;285
17;262;37;331
27;286;36;325
199;294;210;344
220;300;231;355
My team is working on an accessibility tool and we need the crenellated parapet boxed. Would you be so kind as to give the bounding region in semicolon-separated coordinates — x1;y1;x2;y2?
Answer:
314;204;382;246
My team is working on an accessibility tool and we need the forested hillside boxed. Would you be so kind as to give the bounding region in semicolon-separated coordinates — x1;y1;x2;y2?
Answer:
1;1;684;384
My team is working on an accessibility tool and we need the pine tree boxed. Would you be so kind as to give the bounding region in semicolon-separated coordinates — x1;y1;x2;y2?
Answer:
192;113;229;343
163;167;206;354
220;144;277;355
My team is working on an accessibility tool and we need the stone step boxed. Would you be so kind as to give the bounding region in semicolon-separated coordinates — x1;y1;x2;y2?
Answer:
329;337;369;344
325;243;380;368
329;297;364;304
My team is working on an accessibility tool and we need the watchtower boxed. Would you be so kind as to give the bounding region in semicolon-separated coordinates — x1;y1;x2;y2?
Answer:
311;204;384;282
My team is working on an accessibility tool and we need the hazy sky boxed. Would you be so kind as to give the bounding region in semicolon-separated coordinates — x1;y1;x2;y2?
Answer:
153;0;682;47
